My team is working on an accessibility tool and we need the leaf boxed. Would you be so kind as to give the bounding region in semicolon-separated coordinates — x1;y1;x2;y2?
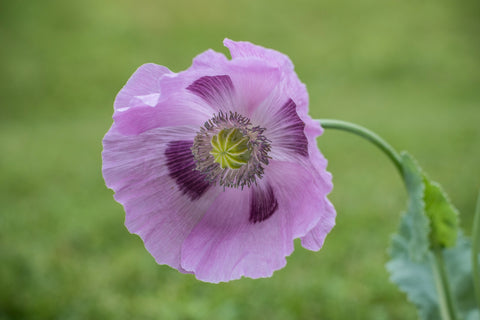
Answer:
387;152;437;319
423;178;459;248
386;152;478;320
444;236;480;320
395;152;430;262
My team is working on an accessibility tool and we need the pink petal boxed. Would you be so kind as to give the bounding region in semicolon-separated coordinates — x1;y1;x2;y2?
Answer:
154;47;283;118
186;75;236;112
224;38;294;70
102;126;219;269
114;63;172;110
262;98;309;161
151;50;230;108
179;158;334;283
224;38;309;112
192;49;230;69
299;120;336;250
113;95;211;136
180;186;293;283
264;160;334;239
164;140;211;200
301;199;336;251
226;60;282;116
189;56;282;117
303;117;329;179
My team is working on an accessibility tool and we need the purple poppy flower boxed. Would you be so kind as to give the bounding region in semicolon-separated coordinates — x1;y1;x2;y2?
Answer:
102;39;335;283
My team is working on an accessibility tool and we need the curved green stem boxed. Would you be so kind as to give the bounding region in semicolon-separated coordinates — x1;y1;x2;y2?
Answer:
473;191;480;310
317;118;459;320
318;119;403;175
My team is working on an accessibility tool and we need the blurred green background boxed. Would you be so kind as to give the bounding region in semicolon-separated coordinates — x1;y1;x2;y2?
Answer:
1;0;479;319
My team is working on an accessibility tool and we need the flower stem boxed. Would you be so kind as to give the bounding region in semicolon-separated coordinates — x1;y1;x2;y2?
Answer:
432;247;457;320
317;119;403;175
473;191;480;311
317;118;459;320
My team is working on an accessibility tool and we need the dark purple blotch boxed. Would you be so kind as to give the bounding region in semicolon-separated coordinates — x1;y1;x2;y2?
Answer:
165;140;210;200
275;99;308;157
186;75;234;106
249;184;278;223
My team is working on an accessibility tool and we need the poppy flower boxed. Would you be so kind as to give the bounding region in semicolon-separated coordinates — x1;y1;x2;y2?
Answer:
102;39;335;283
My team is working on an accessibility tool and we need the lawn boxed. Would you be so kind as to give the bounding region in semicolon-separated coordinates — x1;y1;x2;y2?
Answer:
1;0;479;319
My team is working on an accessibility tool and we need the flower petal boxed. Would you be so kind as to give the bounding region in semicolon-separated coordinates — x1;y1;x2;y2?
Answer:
180;186;293;283
223;38;309;112
249;183;278;223
102;126;218;269
114;63;172;110
264;98;309;160
157;45;284;117
225;60;282;116
186;75;235;111
297;118;335;250
224;38;294;70
301;199;336;251
113;92;213;135
192;49;230;69
147;50;230;113
263;160;334;240
187;59;282;117
179;157;334;283
165;140;211;200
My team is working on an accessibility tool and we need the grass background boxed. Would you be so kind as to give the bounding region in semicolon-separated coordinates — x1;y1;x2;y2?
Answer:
1;0;479;319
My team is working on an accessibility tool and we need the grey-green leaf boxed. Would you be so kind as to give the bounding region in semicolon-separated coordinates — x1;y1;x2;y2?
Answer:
397;152;430;261
386;152;478;320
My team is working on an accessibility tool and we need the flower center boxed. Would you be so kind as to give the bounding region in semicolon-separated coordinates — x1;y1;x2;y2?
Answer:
192;112;270;189
210;128;251;169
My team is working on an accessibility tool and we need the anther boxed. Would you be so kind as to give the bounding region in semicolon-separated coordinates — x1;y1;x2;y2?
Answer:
191;112;271;188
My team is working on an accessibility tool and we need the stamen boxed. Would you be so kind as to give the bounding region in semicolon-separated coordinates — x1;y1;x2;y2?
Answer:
191;112;271;189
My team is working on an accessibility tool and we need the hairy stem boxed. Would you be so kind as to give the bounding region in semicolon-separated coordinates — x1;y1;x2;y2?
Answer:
432;248;457;320
317;118;459;320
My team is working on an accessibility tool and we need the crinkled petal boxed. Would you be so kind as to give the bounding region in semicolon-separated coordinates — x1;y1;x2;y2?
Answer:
252;89;320;164
114;63;172;110
164;140;211;200
299;120;336;250
102;125;220;269
186;75;236;111
113;95;212;135
113;63;216;136
229;63;282;116
150;50;230;111
260;98;309;161
180;185;292;283
192;49;230;70
301;198;336;251
179;158;334;283
224;39;294;70
148;47;284;118
223;38;309;112
303;116;329;179
187;60;282;117
249;183;278;224
264;160;334;240
170;48;283;116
